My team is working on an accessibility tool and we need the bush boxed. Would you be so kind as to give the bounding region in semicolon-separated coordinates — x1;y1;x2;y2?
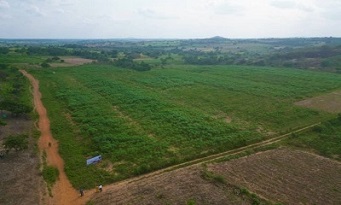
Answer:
42;165;59;186
3;134;28;151
41;62;51;68
0;119;6;126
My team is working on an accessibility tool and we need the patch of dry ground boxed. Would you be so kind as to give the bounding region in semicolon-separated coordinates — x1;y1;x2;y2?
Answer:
209;148;341;205
50;57;93;67
91;166;265;205
295;90;341;113
0;116;40;205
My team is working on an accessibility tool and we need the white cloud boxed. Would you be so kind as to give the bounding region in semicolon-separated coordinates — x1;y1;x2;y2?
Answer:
0;0;340;38
0;13;11;19
0;0;9;9
213;2;243;15
270;0;296;9
26;5;46;16
138;8;177;20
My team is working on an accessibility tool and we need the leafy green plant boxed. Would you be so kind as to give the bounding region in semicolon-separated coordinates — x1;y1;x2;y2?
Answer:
186;199;196;205
42;165;59;197
0;119;6;126
3;134;28;151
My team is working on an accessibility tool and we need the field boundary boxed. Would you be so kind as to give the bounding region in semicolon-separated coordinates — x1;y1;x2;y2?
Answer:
100;122;321;189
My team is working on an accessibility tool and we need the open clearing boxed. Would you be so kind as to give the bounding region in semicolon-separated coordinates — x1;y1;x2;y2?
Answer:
209;148;341;205
50;57;93;67
295;90;341;113
0;117;40;205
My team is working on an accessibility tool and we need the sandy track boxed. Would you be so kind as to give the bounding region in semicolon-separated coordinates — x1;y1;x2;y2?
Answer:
21;70;89;205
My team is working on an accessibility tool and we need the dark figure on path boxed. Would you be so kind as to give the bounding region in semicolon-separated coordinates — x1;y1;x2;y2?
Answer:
99;185;103;192
79;188;84;197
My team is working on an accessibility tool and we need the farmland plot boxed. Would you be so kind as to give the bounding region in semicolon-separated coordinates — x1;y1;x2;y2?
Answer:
31;65;341;187
209;148;341;205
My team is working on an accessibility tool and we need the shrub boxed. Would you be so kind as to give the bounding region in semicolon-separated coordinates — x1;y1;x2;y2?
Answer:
3;134;28;151
0;119;6;126
41;62;51;68
42;165;59;186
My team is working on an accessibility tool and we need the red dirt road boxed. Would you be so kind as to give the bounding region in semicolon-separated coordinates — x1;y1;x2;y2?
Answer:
21;70;91;205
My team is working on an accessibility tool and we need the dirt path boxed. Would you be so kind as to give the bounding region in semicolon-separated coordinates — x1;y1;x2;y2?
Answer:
21;70;89;205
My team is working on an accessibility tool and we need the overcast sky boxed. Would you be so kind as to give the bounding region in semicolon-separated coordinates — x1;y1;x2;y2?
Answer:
0;0;340;39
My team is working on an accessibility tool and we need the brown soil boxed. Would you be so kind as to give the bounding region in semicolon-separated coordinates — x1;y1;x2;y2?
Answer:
0;117;40;205
295;90;341;113
209;148;341;205
91;166;264;205
50;57;93;67
21;70;90;205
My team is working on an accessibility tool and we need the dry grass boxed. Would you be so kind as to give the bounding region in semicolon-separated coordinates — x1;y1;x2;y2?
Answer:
295;90;341;113
50;57;93;67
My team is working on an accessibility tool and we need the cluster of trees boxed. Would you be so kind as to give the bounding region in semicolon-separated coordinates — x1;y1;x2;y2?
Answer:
265;45;341;71
0;47;10;54
114;57;151;71
0;64;31;115
6;39;340;72
41;56;64;68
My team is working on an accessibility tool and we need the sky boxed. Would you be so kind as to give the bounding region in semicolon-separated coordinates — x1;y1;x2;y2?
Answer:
0;0;340;39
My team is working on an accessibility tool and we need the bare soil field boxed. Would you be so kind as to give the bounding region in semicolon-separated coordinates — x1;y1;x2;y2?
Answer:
209;148;341;205
91;166;267;205
0;116;40;205
50;57;93;67
295;90;341;113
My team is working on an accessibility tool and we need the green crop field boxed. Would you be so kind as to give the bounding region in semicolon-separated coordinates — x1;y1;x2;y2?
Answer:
0;53;45;64
30;64;341;188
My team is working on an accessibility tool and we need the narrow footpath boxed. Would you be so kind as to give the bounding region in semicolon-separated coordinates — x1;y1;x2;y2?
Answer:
21;70;91;205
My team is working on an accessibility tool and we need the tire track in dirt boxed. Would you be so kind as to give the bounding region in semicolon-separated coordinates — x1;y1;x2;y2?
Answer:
21;70;89;205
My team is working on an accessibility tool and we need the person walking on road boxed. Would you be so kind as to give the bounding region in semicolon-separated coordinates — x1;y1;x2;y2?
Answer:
79;188;84;197
99;185;103;192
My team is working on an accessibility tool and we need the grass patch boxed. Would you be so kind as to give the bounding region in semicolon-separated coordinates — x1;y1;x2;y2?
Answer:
42;166;59;187
284;115;341;160
0;119;6;126
201;165;226;184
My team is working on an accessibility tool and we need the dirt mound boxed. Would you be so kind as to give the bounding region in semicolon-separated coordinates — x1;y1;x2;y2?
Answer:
209;148;341;205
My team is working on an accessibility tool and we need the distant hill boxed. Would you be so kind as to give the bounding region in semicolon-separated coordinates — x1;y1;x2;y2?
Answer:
209;36;227;40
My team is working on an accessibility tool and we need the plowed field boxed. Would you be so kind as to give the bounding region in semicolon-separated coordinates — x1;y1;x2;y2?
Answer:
91;166;267;205
209;148;341;205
